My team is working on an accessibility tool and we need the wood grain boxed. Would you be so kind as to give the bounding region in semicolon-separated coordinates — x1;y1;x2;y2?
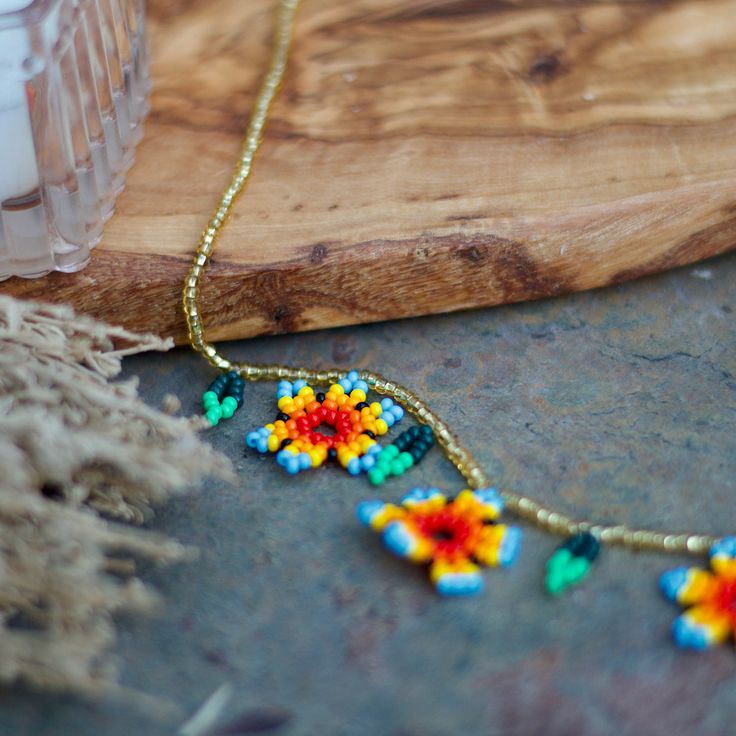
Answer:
4;0;736;343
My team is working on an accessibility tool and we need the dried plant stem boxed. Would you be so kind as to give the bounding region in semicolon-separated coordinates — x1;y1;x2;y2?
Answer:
0;295;230;695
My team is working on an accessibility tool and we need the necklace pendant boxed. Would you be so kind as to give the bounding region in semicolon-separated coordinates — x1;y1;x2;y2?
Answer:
357;487;522;596
245;370;405;475
661;537;736;650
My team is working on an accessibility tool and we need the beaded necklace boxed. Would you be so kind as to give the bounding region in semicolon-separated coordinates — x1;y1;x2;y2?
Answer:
183;0;735;650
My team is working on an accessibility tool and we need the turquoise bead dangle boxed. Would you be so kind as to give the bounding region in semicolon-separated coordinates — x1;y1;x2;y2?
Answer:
545;532;600;596
202;370;245;426
368;425;435;485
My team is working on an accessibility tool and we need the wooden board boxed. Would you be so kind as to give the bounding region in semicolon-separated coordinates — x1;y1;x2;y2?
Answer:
4;0;736;343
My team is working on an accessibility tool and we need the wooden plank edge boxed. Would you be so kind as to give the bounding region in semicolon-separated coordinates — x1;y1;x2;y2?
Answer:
3;205;734;345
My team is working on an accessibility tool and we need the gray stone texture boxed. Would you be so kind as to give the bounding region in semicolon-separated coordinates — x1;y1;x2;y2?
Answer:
1;253;735;735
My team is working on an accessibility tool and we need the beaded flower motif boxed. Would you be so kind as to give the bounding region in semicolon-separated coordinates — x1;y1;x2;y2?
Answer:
245;371;404;475
357;487;522;596
660;537;736;650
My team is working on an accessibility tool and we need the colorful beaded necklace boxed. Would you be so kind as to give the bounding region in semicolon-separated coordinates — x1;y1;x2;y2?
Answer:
183;0;735;650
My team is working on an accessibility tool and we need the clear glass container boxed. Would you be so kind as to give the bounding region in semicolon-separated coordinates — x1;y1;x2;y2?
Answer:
0;0;149;279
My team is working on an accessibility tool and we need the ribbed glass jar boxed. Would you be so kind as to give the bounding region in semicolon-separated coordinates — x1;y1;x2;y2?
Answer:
0;0;149;279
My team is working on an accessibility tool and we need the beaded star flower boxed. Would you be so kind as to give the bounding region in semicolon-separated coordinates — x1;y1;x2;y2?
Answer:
660;537;736;650
357;487;522;596
246;371;404;475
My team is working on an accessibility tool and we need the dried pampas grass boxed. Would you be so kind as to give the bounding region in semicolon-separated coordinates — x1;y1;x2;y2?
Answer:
0;295;231;697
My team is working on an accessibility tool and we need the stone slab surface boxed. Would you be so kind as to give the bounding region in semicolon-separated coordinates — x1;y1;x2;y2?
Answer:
1;253;735;735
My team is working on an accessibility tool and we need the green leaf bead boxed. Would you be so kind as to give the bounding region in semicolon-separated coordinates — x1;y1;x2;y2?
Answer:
368;468;385;486
544;548;591;596
389;459;405;476
545;572;566;597
383;445;399;460
221;396;238;418
376;460;392;475
205;406;223;426
202;393;220;410
548;548;572;569
398;452;414;471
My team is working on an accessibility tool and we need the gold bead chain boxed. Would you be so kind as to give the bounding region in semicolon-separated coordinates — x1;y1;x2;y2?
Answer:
183;0;720;557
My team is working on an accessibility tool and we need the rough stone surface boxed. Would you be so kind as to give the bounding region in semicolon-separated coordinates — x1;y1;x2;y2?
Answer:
1;253;735;735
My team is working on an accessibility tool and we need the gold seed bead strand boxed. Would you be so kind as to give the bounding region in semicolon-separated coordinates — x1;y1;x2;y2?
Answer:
183;0;302;372
357;370;718;555
183;0;722;558
228;363;719;556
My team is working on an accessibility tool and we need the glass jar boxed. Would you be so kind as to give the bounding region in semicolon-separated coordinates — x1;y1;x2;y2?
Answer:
0;0;149;279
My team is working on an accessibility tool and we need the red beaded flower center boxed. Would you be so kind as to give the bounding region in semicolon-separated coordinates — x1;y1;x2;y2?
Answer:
294;404;364;448
413;509;480;559
713;579;736;625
